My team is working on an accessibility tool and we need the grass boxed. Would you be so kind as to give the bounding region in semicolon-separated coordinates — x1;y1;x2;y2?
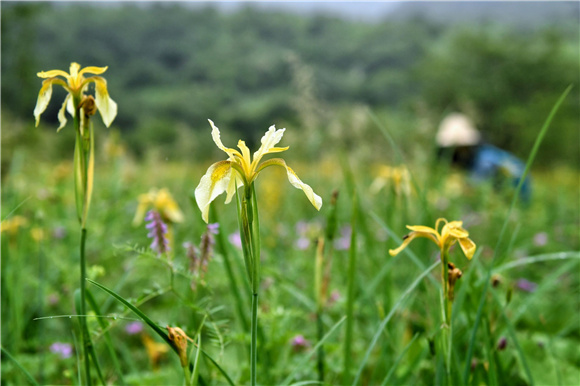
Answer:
1;93;579;385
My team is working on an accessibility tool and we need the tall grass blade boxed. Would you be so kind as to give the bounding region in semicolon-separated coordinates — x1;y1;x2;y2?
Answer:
462;84;573;383
353;261;439;386
1;346;40;385
74;289;105;385
88;279;236;386
380;333;420;386
494;251;580;272
343;192;358;385
85;289;126;385
87;279;176;351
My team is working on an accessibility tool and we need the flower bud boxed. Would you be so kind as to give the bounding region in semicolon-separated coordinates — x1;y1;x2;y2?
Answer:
167;326;190;367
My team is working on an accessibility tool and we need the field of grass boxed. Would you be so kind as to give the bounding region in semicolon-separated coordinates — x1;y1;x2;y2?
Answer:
2;94;579;386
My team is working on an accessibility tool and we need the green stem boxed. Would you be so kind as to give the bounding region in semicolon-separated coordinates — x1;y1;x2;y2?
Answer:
316;311;325;383
343;192;358;385
80;228;92;386
251;291;258;386
440;249;451;378
183;364;192;386
236;185;261;386
249;184;260;386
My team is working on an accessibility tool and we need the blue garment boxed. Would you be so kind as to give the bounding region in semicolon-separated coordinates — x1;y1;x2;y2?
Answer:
471;144;531;201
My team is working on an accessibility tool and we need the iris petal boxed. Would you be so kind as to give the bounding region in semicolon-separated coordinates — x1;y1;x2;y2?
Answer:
389;231;438;256
195;160;234;223
93;77;118;127
256;158;322;210
34;80;54;127
458;237;476;260
209;120;242;161
252;125;288;166
57;94;71;132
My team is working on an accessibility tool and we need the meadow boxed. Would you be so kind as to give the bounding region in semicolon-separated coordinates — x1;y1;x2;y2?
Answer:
1;2;579;386
2;93;579;385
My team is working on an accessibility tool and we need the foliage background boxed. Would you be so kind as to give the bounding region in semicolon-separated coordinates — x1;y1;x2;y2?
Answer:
2;1;579;166
1;2;579;385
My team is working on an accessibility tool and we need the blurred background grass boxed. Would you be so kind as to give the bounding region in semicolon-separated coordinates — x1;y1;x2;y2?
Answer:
1;1;579;385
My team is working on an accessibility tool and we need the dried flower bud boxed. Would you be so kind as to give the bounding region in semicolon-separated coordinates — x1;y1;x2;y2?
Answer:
497;336;507;351
491;274;502;288
80;95;97;117
447;262;463;301
167;326;190;367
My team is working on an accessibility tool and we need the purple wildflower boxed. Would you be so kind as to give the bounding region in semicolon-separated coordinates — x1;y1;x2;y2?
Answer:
329;289;341;305
125;321;144;335
50;342;73;359
533;232;548;247
516;278;538;293
334;225;352;251
145;210;169;255
229;232;242;249
295;237;310;250
185;224;219;290
207;223;220;235
291;335;310;352
52;226;67;240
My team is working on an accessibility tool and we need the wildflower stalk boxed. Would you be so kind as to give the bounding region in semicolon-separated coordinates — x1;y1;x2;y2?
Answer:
440;248;452;377
315;190;338;383
73;97;94;385
343;192;357;385
236;184;261;386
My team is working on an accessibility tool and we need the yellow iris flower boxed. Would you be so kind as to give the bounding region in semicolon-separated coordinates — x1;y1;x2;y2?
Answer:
133;188;184;226
1;216;29;235
34;62;117;131
370;165;411;197
195;120;322;223
389;218;476;259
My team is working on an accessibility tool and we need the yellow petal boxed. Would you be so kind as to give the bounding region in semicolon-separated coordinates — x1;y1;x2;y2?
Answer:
69;62;81;80
389;230;437;256
225;173;243;204
458;237;476;260
195;160;234;223
93;77;117;127
33;80;54;126
37;69;69;79
252;125;288;166
237;140;253;173
56;94;71;132
407;225;440;238
155;189;184;223
256;158;322;211
79;65;108;77
208;119;242;161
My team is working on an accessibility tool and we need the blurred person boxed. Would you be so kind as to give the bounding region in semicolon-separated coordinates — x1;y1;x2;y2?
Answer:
436;113;531;201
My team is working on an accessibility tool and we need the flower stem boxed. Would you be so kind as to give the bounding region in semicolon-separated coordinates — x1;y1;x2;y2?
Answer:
80;227;92;385
440;249;452;377
236;184;261;386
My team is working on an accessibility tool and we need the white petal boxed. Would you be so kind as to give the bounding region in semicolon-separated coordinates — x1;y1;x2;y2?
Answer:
57;94;71;132
257;158;322;210
253;125;286;164
195;160;233;223
33;81;53;126
94;78;117;127
209;119;235;157
285;164;322;210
